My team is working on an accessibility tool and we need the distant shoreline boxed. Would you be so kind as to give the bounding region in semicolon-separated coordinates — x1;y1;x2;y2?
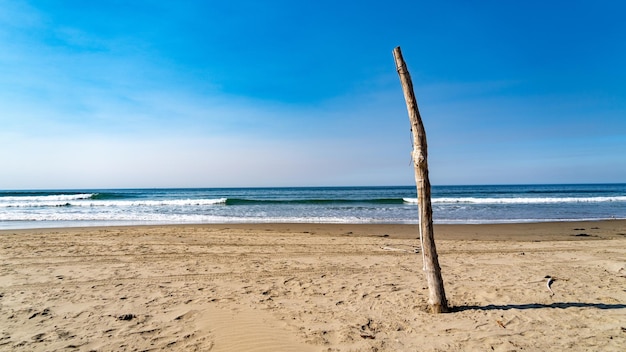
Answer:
3;219;625;241
2;217;626;232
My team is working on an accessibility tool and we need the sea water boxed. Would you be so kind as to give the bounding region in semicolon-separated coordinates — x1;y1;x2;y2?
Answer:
1;184;625;229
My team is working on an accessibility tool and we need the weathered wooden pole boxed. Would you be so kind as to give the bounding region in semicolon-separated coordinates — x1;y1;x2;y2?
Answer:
392;46;448;313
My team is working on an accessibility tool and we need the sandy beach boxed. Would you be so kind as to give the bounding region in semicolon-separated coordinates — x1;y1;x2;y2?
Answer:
1;221;625;351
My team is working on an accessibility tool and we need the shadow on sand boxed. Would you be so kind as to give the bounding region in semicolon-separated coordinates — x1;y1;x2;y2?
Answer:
453;302;626;312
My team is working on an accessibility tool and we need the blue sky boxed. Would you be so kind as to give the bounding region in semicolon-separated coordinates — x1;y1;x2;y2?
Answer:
1;0;624;189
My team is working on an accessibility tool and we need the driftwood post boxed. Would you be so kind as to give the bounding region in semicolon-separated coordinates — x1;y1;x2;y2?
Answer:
393;46;448;313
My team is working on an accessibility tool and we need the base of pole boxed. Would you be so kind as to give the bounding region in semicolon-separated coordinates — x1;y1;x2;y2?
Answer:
430;303;449;314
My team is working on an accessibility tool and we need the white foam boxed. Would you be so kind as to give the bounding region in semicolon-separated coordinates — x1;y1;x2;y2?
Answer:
0;197;228;208
406;196;626;204
0;193;96;202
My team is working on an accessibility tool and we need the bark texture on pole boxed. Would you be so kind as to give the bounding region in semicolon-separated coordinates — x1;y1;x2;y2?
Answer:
393;46;448;313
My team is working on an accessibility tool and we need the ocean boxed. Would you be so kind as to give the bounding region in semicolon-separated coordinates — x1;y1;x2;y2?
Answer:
1;184;625;230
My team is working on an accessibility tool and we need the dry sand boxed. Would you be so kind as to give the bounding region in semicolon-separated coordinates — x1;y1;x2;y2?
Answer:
1;221;625;351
